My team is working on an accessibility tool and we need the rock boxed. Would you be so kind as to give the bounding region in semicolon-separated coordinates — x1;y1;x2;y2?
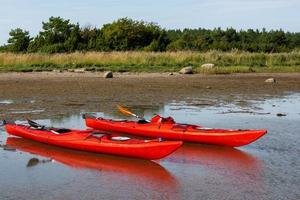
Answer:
265;78;276;83
169;72;174;76
104;71;113;78
179;66;193;74
201;63;215;69
74;68;86;73
52;69;62;73
67;69;74;72
206;86;212;89
27;158;40;167
276;113;287;117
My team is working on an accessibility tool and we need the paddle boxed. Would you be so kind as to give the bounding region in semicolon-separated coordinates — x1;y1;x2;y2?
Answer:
26;120;69;134
117;105;149;122
27;119;46;129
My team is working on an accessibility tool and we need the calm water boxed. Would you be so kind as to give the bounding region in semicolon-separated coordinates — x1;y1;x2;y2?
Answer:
1;94;300;200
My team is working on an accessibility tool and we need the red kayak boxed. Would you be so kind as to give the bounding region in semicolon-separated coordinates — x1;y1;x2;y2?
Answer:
84;114;267;147
4;121;182;160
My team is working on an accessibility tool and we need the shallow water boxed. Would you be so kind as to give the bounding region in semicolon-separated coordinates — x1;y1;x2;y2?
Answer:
1;92;299;200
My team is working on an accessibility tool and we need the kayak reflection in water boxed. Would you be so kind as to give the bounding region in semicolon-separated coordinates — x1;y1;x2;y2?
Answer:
165;143;261;168
6;137;179;196
162;143;264;195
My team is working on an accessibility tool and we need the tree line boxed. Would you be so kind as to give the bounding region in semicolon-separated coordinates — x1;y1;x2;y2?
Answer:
1;16;300;53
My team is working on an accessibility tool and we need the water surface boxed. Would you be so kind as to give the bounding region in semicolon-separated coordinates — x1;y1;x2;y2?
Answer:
1;74;300;200
1;93;299;200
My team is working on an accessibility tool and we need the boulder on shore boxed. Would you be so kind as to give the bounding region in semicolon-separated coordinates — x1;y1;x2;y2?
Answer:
52;69;62;73
74;68;86;73
179;66;193;74
265;78;276;83
201;63;215;69
104;71;113;78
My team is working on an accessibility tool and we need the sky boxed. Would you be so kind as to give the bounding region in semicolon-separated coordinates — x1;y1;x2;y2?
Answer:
0;0;299;44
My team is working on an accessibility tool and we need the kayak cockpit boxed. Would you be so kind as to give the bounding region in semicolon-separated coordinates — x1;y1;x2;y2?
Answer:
49;128;72;134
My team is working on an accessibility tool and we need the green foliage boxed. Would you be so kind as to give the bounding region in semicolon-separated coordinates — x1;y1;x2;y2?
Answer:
1;16;300;53
7;28;31;52
100;18;166;51
40;16;74;45
79;27;98;50
165;28;299;53
28;16;80;53
0;45;8;52
39;43;66;53
64;24;81;51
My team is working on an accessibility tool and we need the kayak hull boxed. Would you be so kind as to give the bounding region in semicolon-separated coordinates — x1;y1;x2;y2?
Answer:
85;117;267;147
5;124;182;160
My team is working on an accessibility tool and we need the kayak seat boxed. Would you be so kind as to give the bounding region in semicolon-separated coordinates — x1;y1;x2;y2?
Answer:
151;115;175;124
161;117;175;124
53;128;72;133
111;119;127;122
111;136;131;141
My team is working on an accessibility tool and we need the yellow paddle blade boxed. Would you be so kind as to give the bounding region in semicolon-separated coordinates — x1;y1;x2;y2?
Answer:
117;105;135;117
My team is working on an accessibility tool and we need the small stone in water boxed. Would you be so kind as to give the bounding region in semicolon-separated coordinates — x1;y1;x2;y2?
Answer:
276;113;287;117
27;158;40;167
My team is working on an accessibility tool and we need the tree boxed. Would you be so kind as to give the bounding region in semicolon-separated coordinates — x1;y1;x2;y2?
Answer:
28;16;77;53
40;16;74;45
100;18;168;51
79;27;98;50
7;28;31;52
64;23;81;51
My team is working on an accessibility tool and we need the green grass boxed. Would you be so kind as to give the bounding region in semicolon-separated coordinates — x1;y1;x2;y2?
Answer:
0;51;300;73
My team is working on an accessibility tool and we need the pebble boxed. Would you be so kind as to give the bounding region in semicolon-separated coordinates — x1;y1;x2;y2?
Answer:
276;113;287;117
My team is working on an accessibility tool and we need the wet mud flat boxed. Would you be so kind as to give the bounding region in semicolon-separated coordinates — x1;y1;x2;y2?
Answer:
0;72;300;119
0;72;300;200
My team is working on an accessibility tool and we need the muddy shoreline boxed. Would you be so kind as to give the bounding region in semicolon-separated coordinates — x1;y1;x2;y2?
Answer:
1;72;300;120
